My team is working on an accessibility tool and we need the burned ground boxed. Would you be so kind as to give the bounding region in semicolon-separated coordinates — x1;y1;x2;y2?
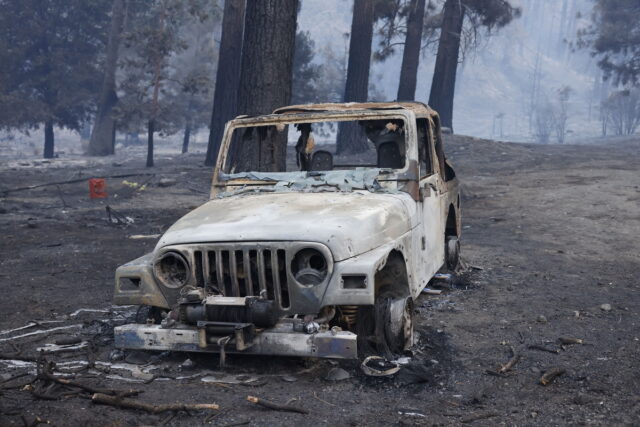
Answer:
1;135;639;426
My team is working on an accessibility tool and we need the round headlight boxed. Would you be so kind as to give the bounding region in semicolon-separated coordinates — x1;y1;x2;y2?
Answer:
153;251;190;289
291;248;327;286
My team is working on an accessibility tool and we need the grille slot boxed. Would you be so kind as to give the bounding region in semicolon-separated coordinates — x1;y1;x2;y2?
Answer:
193;246;292;309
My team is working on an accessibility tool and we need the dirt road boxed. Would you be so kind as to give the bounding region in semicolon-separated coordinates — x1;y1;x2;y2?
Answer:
1;135;639;426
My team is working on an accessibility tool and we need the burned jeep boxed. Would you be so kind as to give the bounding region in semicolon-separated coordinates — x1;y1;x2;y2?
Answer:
113;102;460;359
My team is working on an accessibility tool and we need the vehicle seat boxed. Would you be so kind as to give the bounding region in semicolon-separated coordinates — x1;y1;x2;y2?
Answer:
377;141;403;168
310;150;333;171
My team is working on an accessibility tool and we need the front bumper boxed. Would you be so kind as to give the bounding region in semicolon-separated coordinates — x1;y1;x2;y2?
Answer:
114;320;357;359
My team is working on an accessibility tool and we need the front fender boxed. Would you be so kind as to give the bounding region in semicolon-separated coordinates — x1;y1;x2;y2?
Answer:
114;253;170;308
320;231;413;306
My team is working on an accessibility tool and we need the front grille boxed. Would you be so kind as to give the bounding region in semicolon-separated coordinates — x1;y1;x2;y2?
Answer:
190;246;290;309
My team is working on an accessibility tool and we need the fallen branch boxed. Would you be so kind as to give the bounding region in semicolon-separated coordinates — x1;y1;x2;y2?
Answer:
54;337;82;346
27;385;59;401
91;393;219;414
246;395;309;414
39;368;139;397
0;173;156;195
558;337;583;345
498;346;520;373
540;367;565;385
528;344;559;354
312;391;335;407
484;369;507;378
0;352;38;362
0;372;31;386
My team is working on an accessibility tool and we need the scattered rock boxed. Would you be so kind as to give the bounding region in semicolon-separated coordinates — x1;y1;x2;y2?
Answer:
396;357;412;365
325;367;351;381
600;304;612;312
180;358;195;371
537;315;548;323
158;178;177;187
112;162;123;167
109;349;125;362
397;408;426;418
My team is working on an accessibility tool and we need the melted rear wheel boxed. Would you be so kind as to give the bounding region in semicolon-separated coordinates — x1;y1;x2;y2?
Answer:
446;235;460;271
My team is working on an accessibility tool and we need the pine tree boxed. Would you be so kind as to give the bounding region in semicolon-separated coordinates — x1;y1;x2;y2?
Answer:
89;0;126;156
233;0;298;172
0;0;110;158
429;0;520;131
204;0;245;167
336;0;376;154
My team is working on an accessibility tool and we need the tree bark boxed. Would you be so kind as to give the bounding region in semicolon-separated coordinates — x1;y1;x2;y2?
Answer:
146;2;167;168
146;119;154;167
44;120;55;159
89;0;125;156
428;0;464;131
233;0;298;172
204;0;245;167
397;0;426;101
336;0;375;154
181;118;191;154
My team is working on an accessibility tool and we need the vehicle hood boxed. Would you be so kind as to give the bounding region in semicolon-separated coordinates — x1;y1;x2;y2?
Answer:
156;191;417;261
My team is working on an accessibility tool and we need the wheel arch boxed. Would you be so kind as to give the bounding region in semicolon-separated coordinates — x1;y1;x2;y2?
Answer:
445;203;459;237
374;249;411;298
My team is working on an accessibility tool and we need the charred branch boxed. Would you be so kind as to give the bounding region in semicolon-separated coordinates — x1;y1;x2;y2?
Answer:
91;393;220;413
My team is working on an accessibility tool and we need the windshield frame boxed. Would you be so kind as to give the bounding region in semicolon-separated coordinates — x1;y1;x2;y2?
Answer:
211;108;418;198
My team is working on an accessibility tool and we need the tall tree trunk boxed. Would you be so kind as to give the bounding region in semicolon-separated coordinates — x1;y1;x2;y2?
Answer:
182;118;191;154
89;0;125;156
234;0;298;172
146;2;167;168
336;0;375;154
397;0;426;101
204;0;245;167
146;119;154;167
44;120;55;159
428;0;464;131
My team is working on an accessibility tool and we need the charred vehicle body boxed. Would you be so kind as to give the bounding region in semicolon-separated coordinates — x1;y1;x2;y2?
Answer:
113;102;461;359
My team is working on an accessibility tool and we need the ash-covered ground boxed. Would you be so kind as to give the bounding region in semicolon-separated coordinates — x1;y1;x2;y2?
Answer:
1;135;639;426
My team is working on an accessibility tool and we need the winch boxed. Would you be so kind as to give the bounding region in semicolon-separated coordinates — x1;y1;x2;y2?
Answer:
177;289;280;328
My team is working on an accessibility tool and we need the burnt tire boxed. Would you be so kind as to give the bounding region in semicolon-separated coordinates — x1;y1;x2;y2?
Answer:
445;235;460;271
383;296;414;353
356;295;414;359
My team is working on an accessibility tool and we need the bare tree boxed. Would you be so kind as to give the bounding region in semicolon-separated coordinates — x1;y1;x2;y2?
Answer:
601;88;640;136
533;100;554;144
553;85;572;144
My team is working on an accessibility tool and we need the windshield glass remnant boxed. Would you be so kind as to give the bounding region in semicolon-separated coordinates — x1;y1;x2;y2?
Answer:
221;118;407;175
217;168;396;198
